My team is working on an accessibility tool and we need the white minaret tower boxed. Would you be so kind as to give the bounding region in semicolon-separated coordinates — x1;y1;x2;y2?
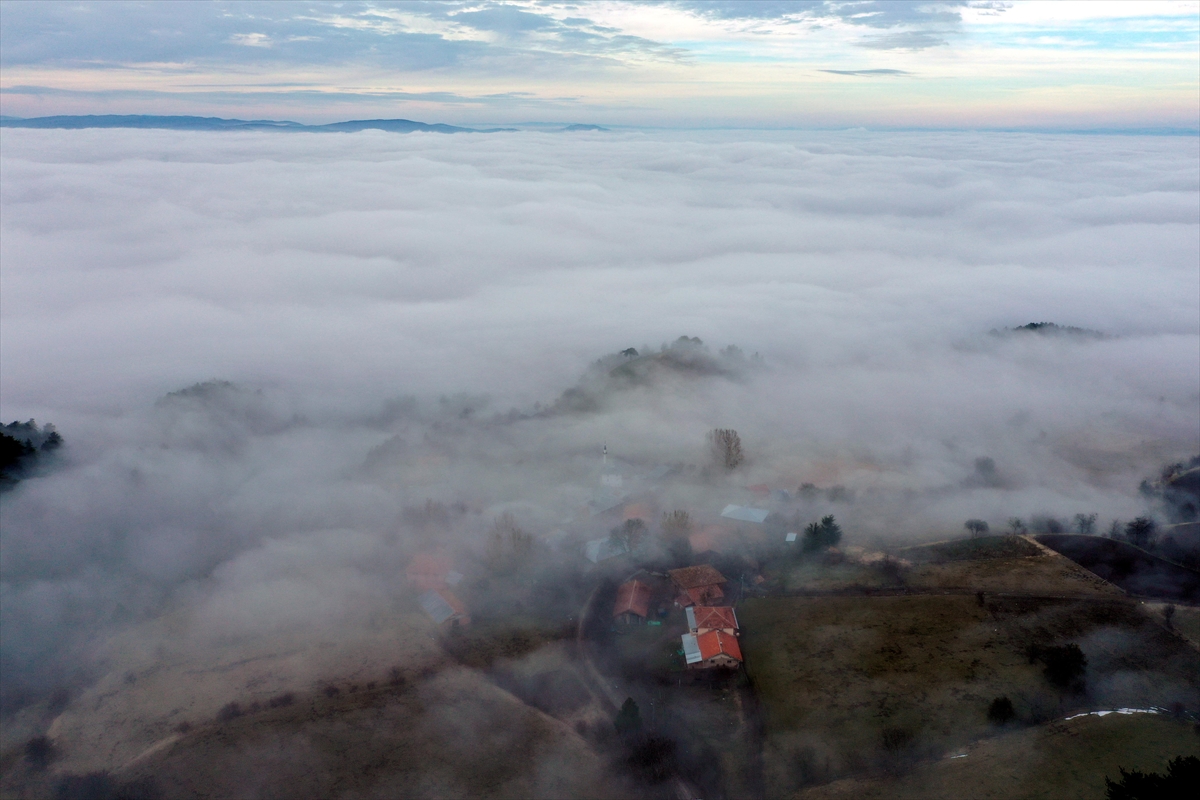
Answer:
603;442;607;465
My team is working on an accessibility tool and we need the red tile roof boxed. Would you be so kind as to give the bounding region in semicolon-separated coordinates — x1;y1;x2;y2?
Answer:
407;552;452;591
613;579;652;618
668;564;727;590
684;584;724;606
692;606;738;631
622;502;655;522
697;630;742;662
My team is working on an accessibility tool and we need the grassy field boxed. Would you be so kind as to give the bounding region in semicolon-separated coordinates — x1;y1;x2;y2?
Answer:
3;667;625;800
903;555;1121;596
739;592;1200;797
1144;602;1200;650
763;536;1119;597
902;536;1043;564
740;594;1050;792
795;712;1200;800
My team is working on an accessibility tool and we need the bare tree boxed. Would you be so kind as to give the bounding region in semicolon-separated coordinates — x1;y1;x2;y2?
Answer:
1125;517;1157;548
709;428;744;471
965;519;989;537
1008;517;1026;535
486;512;533;569
660;510;693;564
611;518;648;552
1073;513;1098;535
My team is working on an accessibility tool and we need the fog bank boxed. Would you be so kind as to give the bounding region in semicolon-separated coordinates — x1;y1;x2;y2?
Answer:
1;127;1197;711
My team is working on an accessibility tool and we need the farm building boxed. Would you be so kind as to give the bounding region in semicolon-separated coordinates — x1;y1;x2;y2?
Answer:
668;564;727;606
407;551;453;591
613;579;653;623
585;537;628;563
680;629;743;669
686;605;738;636
720;504;770;524
418;588;470;627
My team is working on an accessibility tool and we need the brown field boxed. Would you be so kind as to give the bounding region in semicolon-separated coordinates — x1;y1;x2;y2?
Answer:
739;592;1200;797
904;555;1122;596
4;667;622;800
795;712;1200;800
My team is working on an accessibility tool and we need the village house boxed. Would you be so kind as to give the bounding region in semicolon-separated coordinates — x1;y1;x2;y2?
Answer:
720;504;770;524
418;588;470;627
680;629;743;669
612;579;653;624
406;551;463;591
584;536;628;564
686;605;738;636
668;564;727;607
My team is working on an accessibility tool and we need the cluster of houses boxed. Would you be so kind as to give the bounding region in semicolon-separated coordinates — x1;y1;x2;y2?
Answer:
406;457;794;664
613;564;744;670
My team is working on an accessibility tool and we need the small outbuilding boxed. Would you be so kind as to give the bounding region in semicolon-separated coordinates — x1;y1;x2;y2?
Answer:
418;588;470;627
613;579;653;623
585;537;629;563
720;504;770;524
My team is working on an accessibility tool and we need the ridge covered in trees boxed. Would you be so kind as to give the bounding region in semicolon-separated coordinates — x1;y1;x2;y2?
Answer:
0;420;63;489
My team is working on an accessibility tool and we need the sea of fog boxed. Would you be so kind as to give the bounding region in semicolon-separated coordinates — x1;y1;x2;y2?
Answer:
1;127;1197;710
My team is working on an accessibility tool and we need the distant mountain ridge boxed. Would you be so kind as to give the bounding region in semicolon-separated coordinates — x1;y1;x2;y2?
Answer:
0;114;517;134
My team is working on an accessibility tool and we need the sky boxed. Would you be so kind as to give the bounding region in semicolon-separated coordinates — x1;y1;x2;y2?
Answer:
1;0;1198;129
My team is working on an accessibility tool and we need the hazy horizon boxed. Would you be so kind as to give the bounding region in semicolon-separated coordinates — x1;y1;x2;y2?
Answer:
1;5;1198;797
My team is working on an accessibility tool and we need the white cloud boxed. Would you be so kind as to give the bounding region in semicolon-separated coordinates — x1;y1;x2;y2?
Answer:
228;32;273;48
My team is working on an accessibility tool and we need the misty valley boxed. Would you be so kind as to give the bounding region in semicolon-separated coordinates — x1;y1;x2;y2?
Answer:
2;335;1198;800
2;118;1199;800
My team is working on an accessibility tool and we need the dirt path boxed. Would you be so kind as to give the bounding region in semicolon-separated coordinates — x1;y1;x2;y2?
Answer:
575;582;622;714
575;577;704;800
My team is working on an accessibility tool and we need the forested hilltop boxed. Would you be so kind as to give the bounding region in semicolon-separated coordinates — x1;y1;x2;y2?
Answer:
0;421;63;490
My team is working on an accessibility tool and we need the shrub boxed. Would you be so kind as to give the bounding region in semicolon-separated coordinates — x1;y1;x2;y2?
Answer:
1105;755;1199;799
267;692;294;708
881;727;913;753
627;736;676;784
987;696;1015;724
24;736;54;771
215;702;242;722
1035;644;1087;691
614;697;642;738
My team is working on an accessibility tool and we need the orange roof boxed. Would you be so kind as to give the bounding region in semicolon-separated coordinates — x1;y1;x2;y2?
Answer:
692;606;738;631
745;484;771;497
613;580;653;618
697;630;742;662
408;552;451;577
685;584;724;605
669;564;727;589
622;502;654;522
407;552;452;591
